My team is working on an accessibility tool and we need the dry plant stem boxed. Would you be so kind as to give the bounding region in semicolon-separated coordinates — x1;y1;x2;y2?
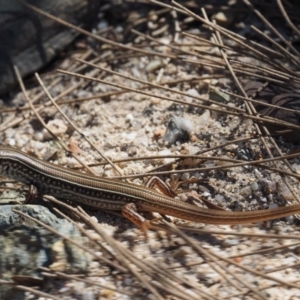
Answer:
114;250;204;300
170;241;300;270
131;28;226;68
131;6;171;29
172;227;247;292
218;250;300;291
114;248;208;300
155;0;294;79
78;217;204;300
228;59;299;82
0;280;61;300
162;221;268;300
74;61;231;112
57;68;300;131
12;208;126;273
245;101;297;203
71;143;267;175
182;30;279;67
0;78;53;112
0;49;96;131
14;66;97;177
46;197;167;300
0;72;84;131
76;58;245;113
52;206;123;267
197;9;298;203
107;151;300;181
19;0;176;59
75;210;169;300
188;59;289;82
250;24;300;66
72;209;206;300
0;79;118;114
277;0;300;35
34;73;124;177
0;77;60;131
69;49;101;74
61;202;209;300
182;31;233;51
44;75;216;108
185;59;227;72
237;80;298;202
243;0;300;57
225;280;300;299
55;69;242;116
41;269;133;297
72;152;252;169
229;277;300;299
18;147;300;183
228;241;300;259
68;48;95;73
223;89;300;116
0;69;86;132
266;261;300;274
201;8;247;105
230;64;290;82
177;227;300;240
164;221;300;293
50;201;170;288
224;283;286;299
169;0;276;60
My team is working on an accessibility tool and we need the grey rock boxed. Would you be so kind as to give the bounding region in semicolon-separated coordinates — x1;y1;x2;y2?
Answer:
0;205;90;300
0;0;100;95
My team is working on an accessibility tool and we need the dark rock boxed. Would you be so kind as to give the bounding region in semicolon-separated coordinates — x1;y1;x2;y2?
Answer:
0;205;90;300
0;0;100;95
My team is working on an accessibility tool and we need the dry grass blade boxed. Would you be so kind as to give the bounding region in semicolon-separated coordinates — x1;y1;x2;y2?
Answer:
175;226;300;240
57;68;300;131
163;221;300;292
162;221;268;300
34;73;124;177
75;58;245;113
0;280;61;300
19;0;176;59
43;195;207;299
243;0;300;58
277;0;300;35
73;211;207;300
14;66;98;175
39;268;133;297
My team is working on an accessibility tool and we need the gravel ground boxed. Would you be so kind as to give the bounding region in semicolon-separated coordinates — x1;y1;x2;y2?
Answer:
1;1;300;299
